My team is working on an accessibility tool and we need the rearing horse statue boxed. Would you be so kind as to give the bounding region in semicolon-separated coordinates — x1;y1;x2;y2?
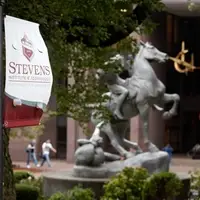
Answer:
89;40;180;158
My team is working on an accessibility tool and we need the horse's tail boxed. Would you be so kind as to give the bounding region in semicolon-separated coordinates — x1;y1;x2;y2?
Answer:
153;104;164;111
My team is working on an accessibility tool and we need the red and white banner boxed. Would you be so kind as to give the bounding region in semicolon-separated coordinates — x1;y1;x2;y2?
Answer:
4;15;53;128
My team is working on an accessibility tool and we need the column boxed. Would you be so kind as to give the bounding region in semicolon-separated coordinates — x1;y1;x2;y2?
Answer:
66;118;78;163
130;116;143;148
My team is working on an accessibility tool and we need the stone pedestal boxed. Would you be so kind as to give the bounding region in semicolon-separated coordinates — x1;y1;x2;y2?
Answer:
43;171;107;199
73;151;170;178
43;151;189;199
43;171;190;200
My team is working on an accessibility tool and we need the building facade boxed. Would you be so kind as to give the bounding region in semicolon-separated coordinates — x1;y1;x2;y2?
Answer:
10;0;200;162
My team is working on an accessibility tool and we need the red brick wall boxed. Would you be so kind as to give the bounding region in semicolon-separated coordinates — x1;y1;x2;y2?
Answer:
9;138;29;162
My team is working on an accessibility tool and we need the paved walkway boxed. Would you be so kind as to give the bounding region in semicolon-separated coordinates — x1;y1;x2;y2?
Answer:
13;155;200;177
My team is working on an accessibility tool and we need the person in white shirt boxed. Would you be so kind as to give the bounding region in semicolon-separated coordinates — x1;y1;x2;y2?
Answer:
40;139;56;167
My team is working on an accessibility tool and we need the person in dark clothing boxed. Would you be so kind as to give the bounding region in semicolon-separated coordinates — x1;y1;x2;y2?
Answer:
163;144;173;163
26;139;39;168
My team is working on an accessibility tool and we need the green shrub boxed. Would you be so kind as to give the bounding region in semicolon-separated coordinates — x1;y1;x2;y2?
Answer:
190;170;200;198
142;172;183;200
49;186;94;200
16;183;39;200
102;167;149;200
14;171;35;183
49;192;66;200
190;170;200;191
66;186;94;200
20;177;44;199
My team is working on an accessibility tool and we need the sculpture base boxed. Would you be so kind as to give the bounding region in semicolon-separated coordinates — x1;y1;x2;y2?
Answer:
43;171;190;200
43;171;107;199
73;165;108;178
73;151;170;178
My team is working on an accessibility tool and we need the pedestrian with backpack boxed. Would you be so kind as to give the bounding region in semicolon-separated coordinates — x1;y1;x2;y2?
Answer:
26;139;39;168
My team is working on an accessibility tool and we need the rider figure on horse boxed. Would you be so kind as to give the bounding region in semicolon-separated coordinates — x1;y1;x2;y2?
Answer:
96;69;128;119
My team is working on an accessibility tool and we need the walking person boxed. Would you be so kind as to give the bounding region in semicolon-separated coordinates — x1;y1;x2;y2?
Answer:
40;139;56;167
26;139;39;168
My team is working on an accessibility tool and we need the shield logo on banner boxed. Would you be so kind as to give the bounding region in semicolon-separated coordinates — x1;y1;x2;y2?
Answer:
21;34;34;61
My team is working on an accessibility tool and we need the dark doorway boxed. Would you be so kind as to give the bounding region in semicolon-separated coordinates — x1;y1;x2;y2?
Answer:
56;115;67;159
179;17;200;152
166;15;200;153
182;112;200;152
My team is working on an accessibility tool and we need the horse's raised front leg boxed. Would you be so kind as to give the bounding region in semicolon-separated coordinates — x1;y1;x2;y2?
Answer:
162;93;180;119
137;103;159;152
101;122;133;159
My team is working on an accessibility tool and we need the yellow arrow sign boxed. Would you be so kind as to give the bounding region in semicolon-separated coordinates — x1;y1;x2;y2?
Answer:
169;41;200;74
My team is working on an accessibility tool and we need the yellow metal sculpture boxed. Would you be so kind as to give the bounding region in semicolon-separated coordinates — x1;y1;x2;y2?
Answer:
169;41;200;74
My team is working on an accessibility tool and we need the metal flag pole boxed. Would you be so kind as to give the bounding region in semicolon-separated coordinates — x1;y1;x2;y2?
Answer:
0;0;5;199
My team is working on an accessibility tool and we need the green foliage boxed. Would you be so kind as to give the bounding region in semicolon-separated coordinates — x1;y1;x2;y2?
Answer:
49;186;94;200
6;0;165;124
6;0;164;47
102;167;149;200
14;171;35;184
190;169;200;198
20;177;44;199
142;172;183;200
49;192;66;200
66;186;94;200
188;0;200;12
16;183;40;200
102;168;183;200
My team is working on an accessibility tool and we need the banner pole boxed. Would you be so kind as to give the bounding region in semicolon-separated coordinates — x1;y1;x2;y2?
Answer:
0;0;4;199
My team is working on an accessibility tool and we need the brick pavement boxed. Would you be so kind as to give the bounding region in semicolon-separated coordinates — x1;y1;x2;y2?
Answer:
13;155;200;177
